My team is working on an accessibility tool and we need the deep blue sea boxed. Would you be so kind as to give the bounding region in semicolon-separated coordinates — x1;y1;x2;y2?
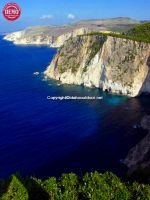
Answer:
0;36;149;179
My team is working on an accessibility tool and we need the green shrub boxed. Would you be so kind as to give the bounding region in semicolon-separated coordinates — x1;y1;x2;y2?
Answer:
0;171;150;200
58;173;79;200
60;52;65;57
127;23;150;42
43;177;58;200
103;172;130;200
80;171;111;200
79;22;150;43
85;39;106;67
2;174;28;200
130;182;150;200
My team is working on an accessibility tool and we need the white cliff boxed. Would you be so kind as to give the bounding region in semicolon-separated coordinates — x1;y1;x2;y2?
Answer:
44;35;150;97
3;18;140;47
3;26;98;47
4;31;53;46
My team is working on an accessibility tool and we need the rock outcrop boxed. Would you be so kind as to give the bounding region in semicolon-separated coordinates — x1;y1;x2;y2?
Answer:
44;35;150;97
3;18;139;47
3;26;103;47
124;116;150;178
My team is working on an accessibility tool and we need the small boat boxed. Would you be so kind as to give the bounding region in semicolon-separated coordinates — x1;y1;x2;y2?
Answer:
33;72;40;75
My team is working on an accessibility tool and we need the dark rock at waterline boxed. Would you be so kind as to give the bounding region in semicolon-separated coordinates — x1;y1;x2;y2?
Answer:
124;115;150;180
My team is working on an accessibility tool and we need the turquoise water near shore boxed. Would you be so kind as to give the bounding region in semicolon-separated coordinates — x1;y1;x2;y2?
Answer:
0;36;149;179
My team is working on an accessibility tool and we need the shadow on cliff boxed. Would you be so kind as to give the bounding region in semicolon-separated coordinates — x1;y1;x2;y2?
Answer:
138;56;150;96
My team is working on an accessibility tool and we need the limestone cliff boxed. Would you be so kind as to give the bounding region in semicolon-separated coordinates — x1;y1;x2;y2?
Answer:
3;17;139;47
44;35;150;97
3;26;102;47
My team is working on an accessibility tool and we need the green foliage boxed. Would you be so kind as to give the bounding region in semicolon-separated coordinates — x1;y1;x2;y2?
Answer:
58;173;79;200
60;52;65;57
43;177;59;200
0;171;150;200
82;36;107;72
80;171;130;200
59;66;67;74
2;174;28;200
109;25;134;33
130;182;150;200
103;172;130;200
127;23;150;42
71;63;80;73
80;171;111;200
86;38;106;67
79;23;150;43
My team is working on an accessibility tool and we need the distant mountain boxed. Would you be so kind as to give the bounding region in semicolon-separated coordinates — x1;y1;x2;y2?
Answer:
5;17;141;36
76;17;139;25
4;17;145;47
75;17;140;32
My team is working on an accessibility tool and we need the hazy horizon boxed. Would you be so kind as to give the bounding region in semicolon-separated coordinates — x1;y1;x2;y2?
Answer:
0;0;150;32
1;17;150;34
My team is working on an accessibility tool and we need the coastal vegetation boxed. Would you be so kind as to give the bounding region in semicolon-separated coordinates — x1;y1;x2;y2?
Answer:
79;22;150;43
85;37;107;69
0;171;150;200
127;22;150;41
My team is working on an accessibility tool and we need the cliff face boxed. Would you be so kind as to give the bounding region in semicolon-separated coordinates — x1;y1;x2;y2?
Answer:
4;29;53;45
3;27;100;47
3;18;139;47
3;27;90;47
44;35;150;97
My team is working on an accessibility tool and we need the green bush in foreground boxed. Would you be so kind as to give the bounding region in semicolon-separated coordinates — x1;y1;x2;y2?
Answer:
1;174;28;200
0;171;150;200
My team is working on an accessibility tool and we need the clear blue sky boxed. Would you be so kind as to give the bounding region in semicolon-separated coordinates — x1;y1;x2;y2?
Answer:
0;0;150;32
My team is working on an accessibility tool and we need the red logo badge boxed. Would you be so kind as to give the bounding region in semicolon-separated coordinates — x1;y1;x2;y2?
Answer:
2;2;21;21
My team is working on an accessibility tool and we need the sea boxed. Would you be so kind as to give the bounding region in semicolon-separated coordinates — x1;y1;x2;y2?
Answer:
0;36;149;179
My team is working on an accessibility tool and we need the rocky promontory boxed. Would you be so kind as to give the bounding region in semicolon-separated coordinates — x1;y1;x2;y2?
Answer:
3;26;92;47
44;34;150;97
3;18;139;47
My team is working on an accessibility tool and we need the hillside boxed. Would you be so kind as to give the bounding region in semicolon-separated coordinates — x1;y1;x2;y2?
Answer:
76;17;140;32
3;17;140;46
44;34;150;97
77;17;139;25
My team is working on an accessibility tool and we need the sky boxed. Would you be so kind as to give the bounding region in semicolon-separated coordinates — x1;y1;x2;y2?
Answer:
0;0;150;32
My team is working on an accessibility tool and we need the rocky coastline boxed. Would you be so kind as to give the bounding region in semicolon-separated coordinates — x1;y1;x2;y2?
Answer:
44;34;150;97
